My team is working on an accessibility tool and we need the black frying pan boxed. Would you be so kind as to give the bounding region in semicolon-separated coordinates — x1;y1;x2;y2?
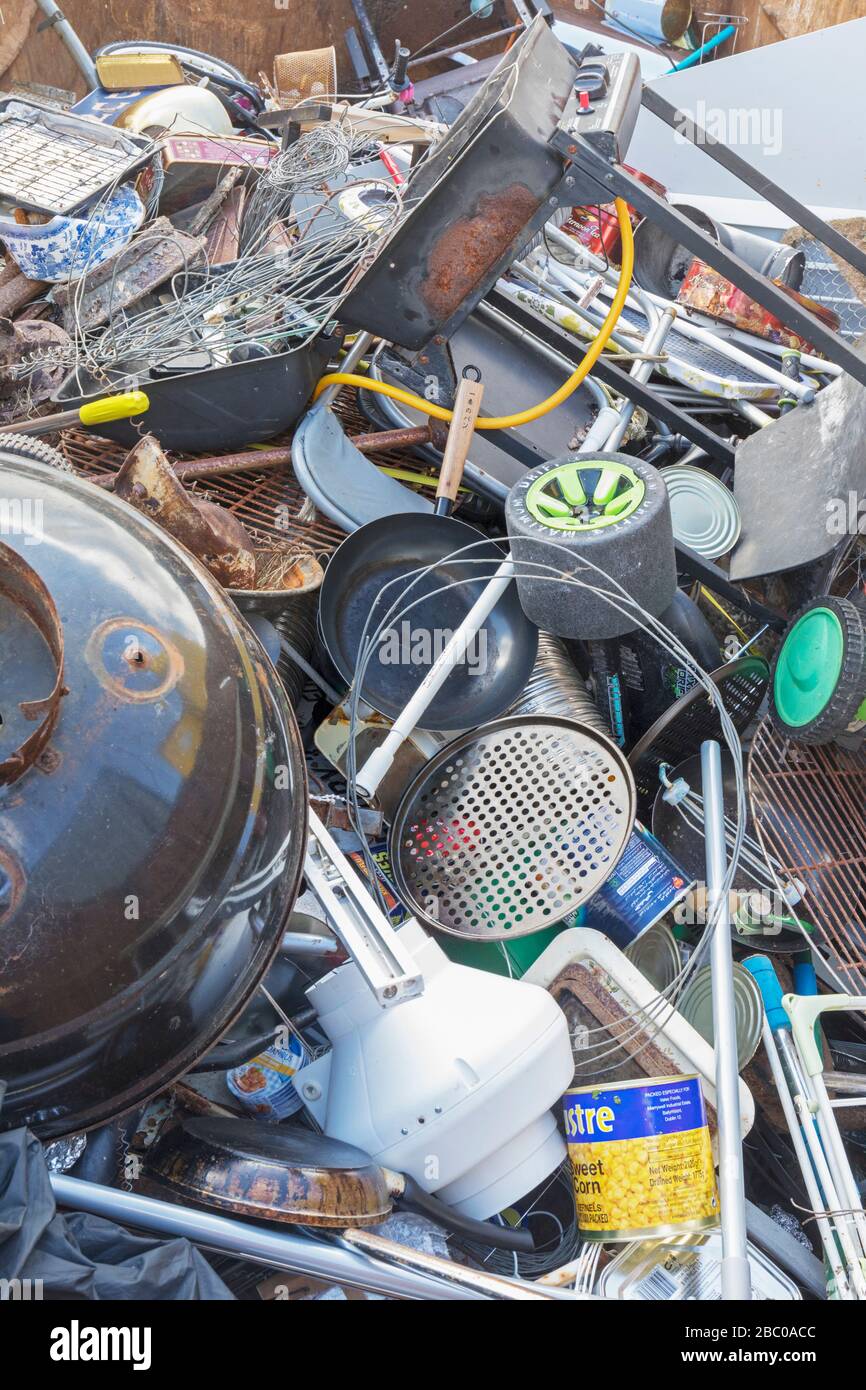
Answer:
319;517;537;732
147;1117;534;1253
319;377;538;732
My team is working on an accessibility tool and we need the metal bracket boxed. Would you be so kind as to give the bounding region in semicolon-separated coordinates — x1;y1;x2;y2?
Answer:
304;809;424;1008
568;121;866;388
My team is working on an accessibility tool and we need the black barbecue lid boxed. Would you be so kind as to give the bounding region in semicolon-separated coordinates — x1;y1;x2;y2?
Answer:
0;455;307;1137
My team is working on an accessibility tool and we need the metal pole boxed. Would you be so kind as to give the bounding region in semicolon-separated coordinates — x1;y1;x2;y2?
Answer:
50;1175;483;1300
701;738;751;1300
317;331;375;408
34;0;99;90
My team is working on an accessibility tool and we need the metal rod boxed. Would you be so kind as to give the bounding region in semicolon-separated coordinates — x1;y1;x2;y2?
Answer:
351;424;436;452
604;306;677;450
641;85;866;281
93;447;295;490
319;332;375;408
408;24;523;68
34;0;99;89
701;738;751;1300
50;1175;482;1300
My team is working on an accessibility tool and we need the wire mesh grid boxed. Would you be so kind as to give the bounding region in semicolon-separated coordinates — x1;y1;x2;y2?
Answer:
793;233;866;343
56;390;444;559
628;656;770;812
57;428;345;559
748;718;866;993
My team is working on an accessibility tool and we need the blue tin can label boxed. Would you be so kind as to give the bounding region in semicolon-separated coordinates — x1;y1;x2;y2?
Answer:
581;821;693;949
227;1034;309;1121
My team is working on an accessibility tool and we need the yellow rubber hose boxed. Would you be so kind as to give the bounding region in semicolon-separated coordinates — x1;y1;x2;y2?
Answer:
313;196;635;430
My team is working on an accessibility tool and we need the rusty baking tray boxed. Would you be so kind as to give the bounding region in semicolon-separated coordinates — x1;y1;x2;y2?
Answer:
339;17;581;351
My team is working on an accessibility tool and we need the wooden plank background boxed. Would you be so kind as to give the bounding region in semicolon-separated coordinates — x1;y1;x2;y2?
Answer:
719;0;866;52
1;0;509;96
3;1;866;95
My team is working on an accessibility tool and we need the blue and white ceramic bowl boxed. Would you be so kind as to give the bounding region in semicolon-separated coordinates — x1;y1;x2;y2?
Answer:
0;182;144;283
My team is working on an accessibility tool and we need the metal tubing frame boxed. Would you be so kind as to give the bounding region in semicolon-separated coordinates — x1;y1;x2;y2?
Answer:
483;286;736;465
566;125;866;389
50;1175;483;1300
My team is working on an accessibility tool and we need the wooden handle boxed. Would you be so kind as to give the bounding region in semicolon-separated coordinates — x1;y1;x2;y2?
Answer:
435;378;484;515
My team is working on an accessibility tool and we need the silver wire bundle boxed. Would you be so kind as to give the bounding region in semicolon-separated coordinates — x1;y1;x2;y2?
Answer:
239;122;355;254
13;140;407;395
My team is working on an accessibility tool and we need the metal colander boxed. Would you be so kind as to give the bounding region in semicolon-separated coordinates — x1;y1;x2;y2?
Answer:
748;718;866;993
389;715;636;940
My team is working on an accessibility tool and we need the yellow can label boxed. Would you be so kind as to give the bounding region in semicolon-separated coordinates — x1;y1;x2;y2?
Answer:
564;1077;719;1240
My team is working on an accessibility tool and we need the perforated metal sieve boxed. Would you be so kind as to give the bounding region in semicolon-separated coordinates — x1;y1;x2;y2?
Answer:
388;715;636;940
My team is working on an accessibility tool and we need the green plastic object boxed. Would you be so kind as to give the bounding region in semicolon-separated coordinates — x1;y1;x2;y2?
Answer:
524;458;645;531
439;921;572;977
773;606;844;727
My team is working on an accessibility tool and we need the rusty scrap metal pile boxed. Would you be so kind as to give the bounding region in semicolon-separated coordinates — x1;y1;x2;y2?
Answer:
2;3;866;1312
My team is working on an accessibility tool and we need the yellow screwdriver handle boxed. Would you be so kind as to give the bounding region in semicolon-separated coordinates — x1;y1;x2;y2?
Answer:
79;391;150;426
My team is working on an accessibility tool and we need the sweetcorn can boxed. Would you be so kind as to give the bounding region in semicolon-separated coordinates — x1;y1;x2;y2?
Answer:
563;1074;719;1242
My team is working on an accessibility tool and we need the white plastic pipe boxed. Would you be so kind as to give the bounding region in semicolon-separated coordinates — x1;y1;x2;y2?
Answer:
776;1032;866;1299
355;557;515;798
761;1020;852;1299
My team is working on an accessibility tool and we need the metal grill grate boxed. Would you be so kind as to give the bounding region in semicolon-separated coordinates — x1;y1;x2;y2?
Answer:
55;390;444;561
748;718;866;993
0;103;151;216
389;715;635;940
58;429;346;560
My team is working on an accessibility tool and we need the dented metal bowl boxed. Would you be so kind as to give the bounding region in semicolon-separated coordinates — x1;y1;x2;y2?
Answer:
0;454;307;1138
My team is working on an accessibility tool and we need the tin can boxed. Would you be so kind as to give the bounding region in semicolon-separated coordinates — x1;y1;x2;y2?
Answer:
563;1074;719;1242
580;822;693;951
227;1034;309;1121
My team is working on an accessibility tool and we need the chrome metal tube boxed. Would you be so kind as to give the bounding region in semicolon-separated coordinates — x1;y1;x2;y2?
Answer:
701;739;751;1300
50;1175;483;1300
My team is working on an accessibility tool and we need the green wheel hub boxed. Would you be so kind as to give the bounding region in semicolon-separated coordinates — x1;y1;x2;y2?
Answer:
525;458;646;531
774;607;844;727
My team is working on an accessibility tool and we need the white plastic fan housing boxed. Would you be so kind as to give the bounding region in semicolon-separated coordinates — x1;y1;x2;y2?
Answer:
299;921;574;1218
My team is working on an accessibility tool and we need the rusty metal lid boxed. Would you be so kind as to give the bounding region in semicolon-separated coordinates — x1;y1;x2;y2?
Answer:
0;454;307;1138
0;540;66;786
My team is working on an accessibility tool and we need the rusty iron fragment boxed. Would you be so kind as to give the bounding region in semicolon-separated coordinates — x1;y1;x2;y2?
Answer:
113;434;257;588
0;539;67;786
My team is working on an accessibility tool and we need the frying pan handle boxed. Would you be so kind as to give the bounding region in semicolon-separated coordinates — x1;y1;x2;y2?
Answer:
398;1173;535;1253
435;378;484;517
